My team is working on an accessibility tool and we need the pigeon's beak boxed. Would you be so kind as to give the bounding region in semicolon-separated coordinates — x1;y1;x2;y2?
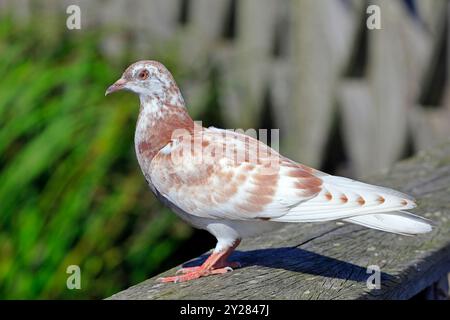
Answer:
105;78;127;96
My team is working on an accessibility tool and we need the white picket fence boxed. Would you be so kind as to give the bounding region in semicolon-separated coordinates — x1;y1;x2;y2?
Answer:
1;0;449;177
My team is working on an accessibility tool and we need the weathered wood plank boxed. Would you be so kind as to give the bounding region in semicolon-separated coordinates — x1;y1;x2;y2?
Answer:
284;0;356;166
219;0;279;128
411;1;450;152
178;0;229;117
132;0;180;55
108;141;450;300
338;0;438;177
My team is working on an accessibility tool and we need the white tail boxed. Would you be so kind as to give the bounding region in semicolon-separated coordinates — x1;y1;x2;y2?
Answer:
273;174;433;235
343;211;433;235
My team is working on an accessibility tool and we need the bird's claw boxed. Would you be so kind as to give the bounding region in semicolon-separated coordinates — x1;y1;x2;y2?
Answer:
157;263;240;283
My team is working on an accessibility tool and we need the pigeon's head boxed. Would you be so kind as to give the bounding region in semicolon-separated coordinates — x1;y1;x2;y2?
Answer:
105;60;178;99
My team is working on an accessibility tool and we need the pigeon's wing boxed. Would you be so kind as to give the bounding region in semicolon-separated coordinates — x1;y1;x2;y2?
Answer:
149;127;420;227
149;127;323;220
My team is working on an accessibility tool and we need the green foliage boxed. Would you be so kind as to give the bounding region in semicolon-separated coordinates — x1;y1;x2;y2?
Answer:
0;18;193;299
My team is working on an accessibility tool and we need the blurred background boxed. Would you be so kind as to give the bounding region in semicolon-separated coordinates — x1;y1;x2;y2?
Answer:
0;0;449;299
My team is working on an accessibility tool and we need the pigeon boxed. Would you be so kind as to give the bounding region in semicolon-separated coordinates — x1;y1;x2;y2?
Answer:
106;60;432;283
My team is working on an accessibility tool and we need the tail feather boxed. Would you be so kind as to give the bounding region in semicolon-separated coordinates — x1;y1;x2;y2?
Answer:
273;174;433;235
343;211;433;235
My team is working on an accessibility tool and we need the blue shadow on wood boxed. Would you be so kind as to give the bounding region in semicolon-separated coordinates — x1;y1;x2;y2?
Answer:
182;246;397;284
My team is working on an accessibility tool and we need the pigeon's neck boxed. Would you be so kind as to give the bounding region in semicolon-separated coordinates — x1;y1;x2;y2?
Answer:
135;94;195;163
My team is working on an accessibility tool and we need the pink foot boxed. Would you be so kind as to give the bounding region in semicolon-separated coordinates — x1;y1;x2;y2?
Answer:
158;263;240;283
158;240;242;283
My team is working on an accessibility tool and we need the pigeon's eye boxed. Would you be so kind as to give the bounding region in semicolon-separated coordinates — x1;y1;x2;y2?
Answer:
138;69;149;80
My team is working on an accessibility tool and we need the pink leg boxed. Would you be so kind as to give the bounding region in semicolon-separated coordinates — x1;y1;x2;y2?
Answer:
158;239;241;283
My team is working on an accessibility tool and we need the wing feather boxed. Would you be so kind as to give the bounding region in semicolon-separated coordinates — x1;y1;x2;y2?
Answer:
149;127;322;220
272;175;417;222
149;127;419;225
